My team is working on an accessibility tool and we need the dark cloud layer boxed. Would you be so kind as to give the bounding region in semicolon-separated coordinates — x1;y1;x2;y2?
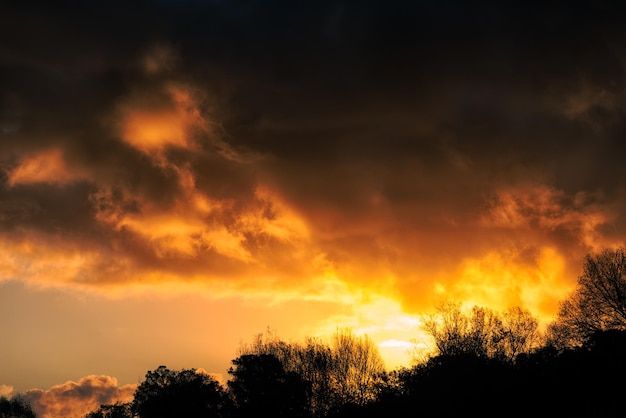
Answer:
2;0;626;318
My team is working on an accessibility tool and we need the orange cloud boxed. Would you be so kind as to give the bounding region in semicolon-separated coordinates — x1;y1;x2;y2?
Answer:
118;84;217;161
0;173;323;300
91;166;311;264
24;375;135;418
6;149;89;186
0;234;106;288
123;110;189;152
482;184;615;251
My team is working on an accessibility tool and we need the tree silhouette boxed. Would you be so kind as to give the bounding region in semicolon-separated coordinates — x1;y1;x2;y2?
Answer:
227;353;311;418
237;330;334;417
132;365;229;418
0;396;35;418
236;328;385;415
492;306;542;361
84;401;133;418
549;246;626;347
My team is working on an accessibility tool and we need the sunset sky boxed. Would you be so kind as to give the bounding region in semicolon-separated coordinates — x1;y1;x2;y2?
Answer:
3;1;626;416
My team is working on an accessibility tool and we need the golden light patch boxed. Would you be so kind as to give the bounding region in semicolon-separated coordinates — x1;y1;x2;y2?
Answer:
441;246;571;324
312;294;427;370
6;149;86;186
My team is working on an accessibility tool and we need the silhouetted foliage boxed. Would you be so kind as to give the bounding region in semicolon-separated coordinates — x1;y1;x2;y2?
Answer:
549;246;626;347
0;396;35;418
423;302;541;361
227;354;311;418
84;402;133;418
132;365;230;418
236;328;385;416
86;326;626;418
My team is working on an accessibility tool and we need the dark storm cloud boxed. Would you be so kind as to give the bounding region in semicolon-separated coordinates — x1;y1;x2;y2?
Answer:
3;1;626;161
1;0;626;310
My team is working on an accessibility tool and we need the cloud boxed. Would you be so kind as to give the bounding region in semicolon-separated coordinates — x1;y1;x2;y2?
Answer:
23;375;136;418
5;149;90;186
118;85;204;157
0;384;13;397
1;0;626;335
481;184;617;251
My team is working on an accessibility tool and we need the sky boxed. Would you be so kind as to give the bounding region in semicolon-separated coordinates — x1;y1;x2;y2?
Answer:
2;0;626;416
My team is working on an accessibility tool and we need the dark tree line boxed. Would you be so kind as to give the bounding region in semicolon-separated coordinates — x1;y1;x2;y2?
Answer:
5;246;626;417
85;329;385;418
0;396;35;418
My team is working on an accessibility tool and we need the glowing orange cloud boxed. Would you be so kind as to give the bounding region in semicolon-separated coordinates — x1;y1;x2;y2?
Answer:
91;153;310;263
123;111;188;151
0;235;104;288
6;149;88;186
118;85;210;159
24;375;135;418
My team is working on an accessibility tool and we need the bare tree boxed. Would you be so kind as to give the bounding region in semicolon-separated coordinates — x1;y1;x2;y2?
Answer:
330;328;385;407
423;302;540;361
237;328;385;414
550;246;626;347
494;307;541;361
423;302;498;357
